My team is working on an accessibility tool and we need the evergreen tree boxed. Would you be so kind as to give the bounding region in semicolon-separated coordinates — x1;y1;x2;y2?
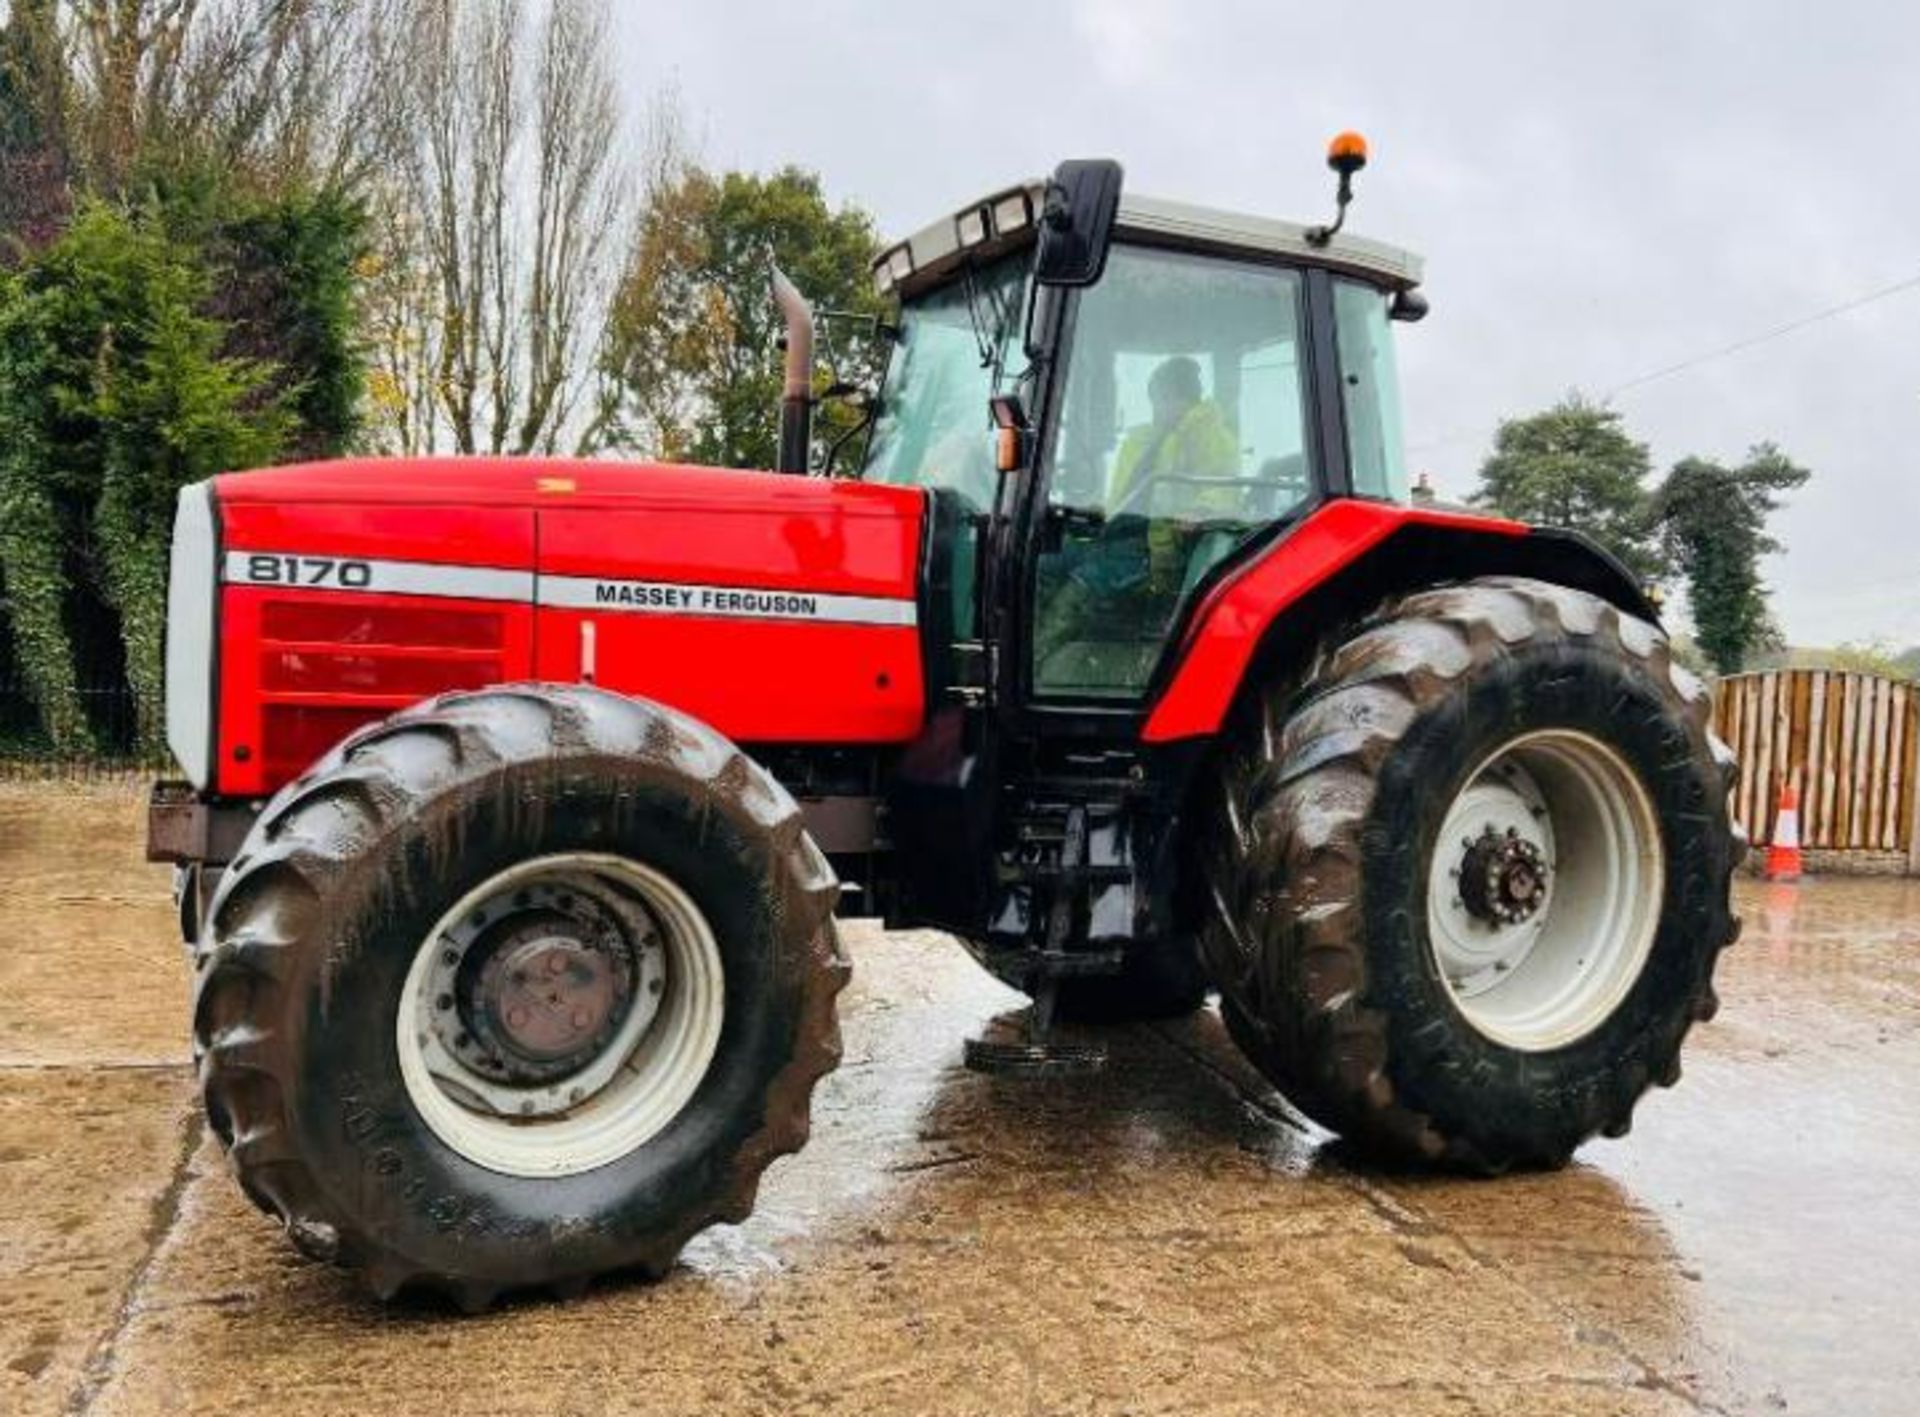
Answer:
0;205;289;753
0;0;71;255
1651;444;1810;673
1472;395;1664;582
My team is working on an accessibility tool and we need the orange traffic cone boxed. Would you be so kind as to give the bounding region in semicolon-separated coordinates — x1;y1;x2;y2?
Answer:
1766;783;1803;882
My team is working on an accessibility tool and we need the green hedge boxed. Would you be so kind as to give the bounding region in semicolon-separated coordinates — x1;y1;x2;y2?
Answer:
0;189;363;759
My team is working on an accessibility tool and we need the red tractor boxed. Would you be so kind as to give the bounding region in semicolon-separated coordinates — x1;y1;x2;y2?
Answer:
149;140;1740;1308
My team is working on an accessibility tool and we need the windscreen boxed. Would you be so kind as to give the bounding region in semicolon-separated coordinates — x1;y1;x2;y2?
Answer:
861;253;1028;519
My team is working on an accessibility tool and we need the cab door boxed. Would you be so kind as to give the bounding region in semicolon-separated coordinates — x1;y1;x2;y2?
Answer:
1023;245;1322;705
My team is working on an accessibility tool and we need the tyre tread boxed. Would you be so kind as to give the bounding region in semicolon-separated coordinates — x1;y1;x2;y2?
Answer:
192;684;848;1306
1201;577;1741;1172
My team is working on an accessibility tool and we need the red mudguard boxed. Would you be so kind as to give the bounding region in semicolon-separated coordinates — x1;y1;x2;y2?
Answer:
1142;501;1528;743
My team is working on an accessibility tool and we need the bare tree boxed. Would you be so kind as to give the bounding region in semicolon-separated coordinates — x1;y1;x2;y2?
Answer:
184;0;420;192
33;0;404;194
361;0;629;457
65;0;198;187
361;201;444;454
518;0;623;451
581;81;697;453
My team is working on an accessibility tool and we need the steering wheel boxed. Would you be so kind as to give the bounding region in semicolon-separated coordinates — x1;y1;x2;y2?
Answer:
1106;471;1280;523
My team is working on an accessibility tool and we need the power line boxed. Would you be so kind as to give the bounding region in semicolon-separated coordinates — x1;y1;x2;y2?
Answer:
1604;269;1920;398
1406;266;1920;459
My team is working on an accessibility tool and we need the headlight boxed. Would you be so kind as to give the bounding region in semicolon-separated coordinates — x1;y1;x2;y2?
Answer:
991;191;1032;234
873;242;915;295
164;480;218;787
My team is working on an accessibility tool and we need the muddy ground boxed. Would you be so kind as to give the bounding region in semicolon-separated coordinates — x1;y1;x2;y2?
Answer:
2;782;1916;1416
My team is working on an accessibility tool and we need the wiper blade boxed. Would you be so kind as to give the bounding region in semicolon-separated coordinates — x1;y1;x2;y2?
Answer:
960;262;997;371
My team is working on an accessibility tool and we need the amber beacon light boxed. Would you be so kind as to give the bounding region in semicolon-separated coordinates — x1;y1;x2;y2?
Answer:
1327;130;1370;174
1307;130;1371;246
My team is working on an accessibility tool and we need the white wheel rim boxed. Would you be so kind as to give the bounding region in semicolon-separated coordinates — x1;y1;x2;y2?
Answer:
397;852;725;1177
1426;730;1664;1052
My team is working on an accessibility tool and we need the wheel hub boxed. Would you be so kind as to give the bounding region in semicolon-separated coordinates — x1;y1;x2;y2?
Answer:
471;921;631;1079
417;875;667;1120
1424;730;1665;1052
447;893;639;1088
1458;826;1550;927
1428;766;1555;998
400;854;725;1177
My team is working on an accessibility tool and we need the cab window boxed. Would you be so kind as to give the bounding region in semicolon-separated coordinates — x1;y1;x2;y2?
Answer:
1333;279;1409;502
864;253;1028;514
1032;245;1314;699
863;253;1028;640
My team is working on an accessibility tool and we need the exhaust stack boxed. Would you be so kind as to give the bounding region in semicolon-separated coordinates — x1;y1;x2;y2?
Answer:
771;265;814;474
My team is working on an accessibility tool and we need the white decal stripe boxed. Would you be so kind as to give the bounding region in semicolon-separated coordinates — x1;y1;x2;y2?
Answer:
221;550;919;627
538;574;918;627
223;551;533;601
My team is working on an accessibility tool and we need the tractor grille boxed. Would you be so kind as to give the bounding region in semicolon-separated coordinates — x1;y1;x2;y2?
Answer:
260;704;388;781
250;602;509;784
259;602;507;648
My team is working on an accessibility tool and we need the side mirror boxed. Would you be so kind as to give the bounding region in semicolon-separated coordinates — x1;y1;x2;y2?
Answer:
990;395;1031;473
1033;159;1124;288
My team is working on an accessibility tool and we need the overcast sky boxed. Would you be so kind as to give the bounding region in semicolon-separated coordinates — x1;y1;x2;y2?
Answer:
613;1;1920;648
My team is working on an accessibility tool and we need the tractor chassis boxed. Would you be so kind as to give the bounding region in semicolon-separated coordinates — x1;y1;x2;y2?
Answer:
151;719;1201;1074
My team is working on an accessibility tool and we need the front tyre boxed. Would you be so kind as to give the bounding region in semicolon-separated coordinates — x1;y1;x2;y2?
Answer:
1202;578;1741;1172
192;685;847;1308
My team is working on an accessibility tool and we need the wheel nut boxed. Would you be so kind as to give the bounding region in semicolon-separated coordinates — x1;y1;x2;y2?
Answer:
570;1007;591;1032
508;1006;529;1029
547;954;567;976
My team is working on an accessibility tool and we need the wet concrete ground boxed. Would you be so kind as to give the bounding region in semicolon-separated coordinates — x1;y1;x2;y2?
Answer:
2;782;1916;1416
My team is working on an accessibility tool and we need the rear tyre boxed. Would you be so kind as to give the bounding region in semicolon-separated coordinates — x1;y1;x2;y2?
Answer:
192;685;847;1307
1201;578;1741;1172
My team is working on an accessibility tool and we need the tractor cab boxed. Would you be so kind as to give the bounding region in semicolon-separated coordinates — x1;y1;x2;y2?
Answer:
852;146;1454;1055
860;146;1425;715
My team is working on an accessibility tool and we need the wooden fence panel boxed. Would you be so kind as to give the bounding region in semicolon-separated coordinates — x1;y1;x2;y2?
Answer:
1710;670;1920;852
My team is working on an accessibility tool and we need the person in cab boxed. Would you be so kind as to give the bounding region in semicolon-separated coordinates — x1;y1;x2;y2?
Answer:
1107;355;1240;592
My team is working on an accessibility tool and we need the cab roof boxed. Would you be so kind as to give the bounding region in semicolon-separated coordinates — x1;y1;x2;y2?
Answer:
877;181;1424;301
